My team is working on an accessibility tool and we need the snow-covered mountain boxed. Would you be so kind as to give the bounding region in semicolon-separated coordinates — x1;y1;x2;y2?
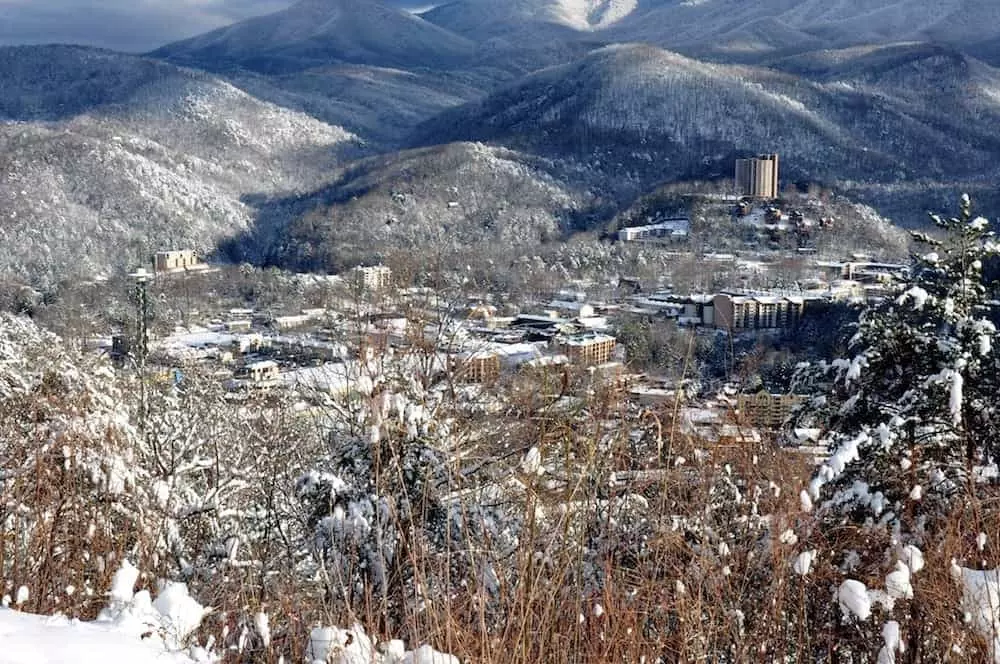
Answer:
151;0;476;72
0;46;358;288
422;0;642;39
8;1;1000;288
606;0;1000;64
0;46;358;168
412;43;1000;199
417;0;1000;64
204;64;486;149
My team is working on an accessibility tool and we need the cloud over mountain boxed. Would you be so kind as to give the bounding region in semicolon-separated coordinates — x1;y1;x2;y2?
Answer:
0;0;294;52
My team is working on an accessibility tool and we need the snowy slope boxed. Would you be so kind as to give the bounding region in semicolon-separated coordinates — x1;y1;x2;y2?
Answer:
0;46;358;174
224;63;487;148
0;45;359;288
152;0;476;72
767;42;1000;141
247;141;598;272
421;0;1000;64
607;0;1000;63
423;0;642;37
0;555;459;664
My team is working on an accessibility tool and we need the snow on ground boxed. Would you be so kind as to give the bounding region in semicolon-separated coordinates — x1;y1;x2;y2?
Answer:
956;564;1000;662
838;579;872;620
551;0;640;30
0;560;208;664
0;606;200;664
0;559;460;664
307;625;459;664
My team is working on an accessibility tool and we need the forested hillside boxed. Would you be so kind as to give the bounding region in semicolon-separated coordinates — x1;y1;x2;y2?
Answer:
4;0;1000;287
232;141;600;273
0;45;357;288
415;43;1000;189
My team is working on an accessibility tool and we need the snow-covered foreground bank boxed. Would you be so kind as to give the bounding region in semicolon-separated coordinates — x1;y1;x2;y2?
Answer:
0;557;458;664
0;606;198;664
0;560;209;664
0;607;459;664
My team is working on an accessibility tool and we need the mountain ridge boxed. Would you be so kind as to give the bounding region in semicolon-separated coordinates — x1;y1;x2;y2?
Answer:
605;0;1000;64
151;0;476;73
409;42;1000;224
6;3;1000;288
0;45;358;288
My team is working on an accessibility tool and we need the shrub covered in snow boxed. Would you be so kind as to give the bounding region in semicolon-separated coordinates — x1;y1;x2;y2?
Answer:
0;313;155;619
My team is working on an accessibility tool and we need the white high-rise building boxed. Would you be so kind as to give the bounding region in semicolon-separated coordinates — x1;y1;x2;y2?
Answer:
735;154;779;199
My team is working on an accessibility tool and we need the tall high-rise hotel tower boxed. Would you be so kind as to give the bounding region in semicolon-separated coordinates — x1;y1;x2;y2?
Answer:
735;154;779;199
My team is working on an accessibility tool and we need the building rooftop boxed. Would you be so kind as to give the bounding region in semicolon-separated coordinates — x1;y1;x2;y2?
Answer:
560;333;615;347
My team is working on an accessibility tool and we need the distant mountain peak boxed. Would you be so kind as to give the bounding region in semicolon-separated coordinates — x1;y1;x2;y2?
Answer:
548;0;641;30
421;0;643;41
151;0;474;72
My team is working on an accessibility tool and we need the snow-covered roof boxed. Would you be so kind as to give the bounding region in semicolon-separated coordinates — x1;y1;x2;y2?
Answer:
158;331;235;349
524;354;569;368
281;362;373;396
560;333;615;347
547;300;594;313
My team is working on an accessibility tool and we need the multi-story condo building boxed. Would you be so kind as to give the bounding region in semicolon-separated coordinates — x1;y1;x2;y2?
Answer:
712;293;806;331
736;392;805;430
560;334;616;366
452;351;501;383
349;265;393;292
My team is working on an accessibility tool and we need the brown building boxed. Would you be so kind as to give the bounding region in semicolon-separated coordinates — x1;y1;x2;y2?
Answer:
452;351;501;383
735;392;805;430
560;334;616;366
154;250;202;273
735;154;779;199
712;293;805;331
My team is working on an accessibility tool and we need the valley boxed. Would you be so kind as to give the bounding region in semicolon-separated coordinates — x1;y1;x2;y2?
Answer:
5;2;1000;662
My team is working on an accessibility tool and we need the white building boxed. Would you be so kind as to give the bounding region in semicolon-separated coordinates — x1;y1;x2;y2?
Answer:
349;265;392;292
617;218;690;242
546;300;596;319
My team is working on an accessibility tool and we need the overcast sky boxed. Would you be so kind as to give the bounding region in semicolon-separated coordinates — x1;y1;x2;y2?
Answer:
0;0;429;53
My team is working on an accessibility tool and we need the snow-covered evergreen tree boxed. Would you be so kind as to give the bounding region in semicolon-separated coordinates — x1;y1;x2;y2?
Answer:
792;195;1000;530
295;378;524;628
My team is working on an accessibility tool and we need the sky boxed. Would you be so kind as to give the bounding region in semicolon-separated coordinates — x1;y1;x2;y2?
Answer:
0;0;430;53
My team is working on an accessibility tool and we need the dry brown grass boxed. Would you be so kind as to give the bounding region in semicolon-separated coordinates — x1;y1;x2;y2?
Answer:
0;374;155;619
6;360;1000;663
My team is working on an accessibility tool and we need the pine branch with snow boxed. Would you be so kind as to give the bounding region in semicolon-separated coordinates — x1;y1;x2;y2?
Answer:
792;196;1000;529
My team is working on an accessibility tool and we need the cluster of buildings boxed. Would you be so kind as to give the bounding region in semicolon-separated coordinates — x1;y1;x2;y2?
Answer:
626;380;808;446
111;260;634;402
623;252;908;332
123;169;896;457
